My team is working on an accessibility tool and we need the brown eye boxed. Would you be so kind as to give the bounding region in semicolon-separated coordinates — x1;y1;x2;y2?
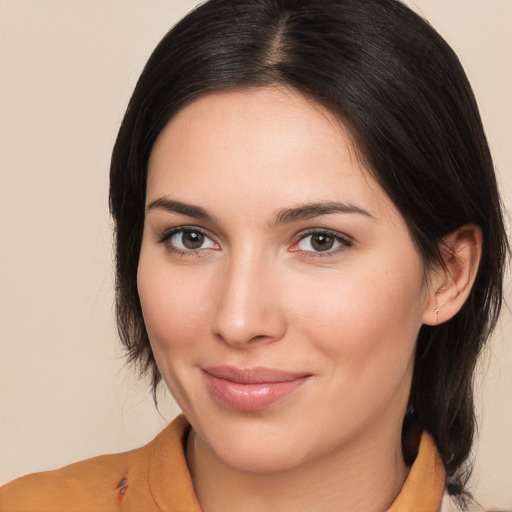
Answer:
296;231;350;254
181;230;205;249
310;234;334;251
166;228;218;252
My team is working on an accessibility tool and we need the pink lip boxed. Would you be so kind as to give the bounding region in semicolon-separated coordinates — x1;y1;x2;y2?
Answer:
202;366;311;411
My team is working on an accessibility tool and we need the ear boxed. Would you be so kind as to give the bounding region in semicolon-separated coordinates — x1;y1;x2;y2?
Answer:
423;224;482;326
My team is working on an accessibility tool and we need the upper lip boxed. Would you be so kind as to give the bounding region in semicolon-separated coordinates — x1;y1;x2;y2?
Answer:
202;366;311;384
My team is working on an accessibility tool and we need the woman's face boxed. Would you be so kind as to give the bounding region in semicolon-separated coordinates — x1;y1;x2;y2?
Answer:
138;88;432;473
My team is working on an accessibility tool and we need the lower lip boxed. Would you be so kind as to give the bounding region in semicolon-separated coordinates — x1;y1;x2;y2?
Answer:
203;373;309;411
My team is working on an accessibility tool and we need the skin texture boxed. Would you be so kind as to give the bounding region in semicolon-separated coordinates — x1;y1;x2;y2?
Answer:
137;88;481;512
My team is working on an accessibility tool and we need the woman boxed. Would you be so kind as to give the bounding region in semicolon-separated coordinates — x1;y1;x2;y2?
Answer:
1;0;508;511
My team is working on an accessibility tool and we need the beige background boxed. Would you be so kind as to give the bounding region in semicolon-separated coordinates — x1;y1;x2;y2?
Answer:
0;0;510;509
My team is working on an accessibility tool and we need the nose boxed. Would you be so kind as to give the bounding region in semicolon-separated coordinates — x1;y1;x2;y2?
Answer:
210;250;287;348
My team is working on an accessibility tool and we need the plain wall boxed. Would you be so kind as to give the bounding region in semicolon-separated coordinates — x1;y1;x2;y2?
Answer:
0;1;510;509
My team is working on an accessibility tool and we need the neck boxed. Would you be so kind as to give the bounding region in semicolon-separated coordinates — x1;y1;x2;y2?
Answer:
186;420;409;512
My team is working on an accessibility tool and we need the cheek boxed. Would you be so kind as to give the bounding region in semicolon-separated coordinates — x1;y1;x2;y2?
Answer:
137;258;211;359
300;266;423;338
291;256;426;390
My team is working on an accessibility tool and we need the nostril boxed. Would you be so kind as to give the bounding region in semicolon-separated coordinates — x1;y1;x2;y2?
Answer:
248;334;267;343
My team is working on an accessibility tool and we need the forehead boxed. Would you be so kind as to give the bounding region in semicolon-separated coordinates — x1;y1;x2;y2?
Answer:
147;87;394;223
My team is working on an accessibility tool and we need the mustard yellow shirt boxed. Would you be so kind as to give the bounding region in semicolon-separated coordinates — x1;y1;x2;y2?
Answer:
0;414;446;511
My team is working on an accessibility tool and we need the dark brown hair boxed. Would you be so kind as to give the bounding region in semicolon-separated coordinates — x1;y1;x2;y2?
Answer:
109;0;508;503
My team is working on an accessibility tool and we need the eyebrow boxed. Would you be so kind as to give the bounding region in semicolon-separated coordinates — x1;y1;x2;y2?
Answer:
146;197;216;221
271;202;374;225
146;197;374;224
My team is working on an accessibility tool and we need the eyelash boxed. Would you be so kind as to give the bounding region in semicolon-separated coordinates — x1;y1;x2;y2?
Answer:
157;226;219;257
156;226;353;258
291;228;353;258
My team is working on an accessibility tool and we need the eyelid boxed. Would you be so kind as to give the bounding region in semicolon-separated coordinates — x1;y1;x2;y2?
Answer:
156;225;206;242
154;225;352;257
156;225;220;254
289;228;353;255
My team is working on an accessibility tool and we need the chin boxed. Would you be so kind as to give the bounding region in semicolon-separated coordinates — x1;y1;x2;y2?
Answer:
212;438;310;474
188;410;311;474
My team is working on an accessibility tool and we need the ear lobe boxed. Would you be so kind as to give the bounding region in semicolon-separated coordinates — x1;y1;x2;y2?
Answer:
423;224;482;326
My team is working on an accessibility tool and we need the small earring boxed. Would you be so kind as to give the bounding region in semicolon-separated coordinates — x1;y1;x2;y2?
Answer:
433;288;442;324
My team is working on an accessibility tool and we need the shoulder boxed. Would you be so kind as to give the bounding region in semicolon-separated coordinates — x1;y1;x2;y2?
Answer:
0;449;138;512
0;415;191;512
